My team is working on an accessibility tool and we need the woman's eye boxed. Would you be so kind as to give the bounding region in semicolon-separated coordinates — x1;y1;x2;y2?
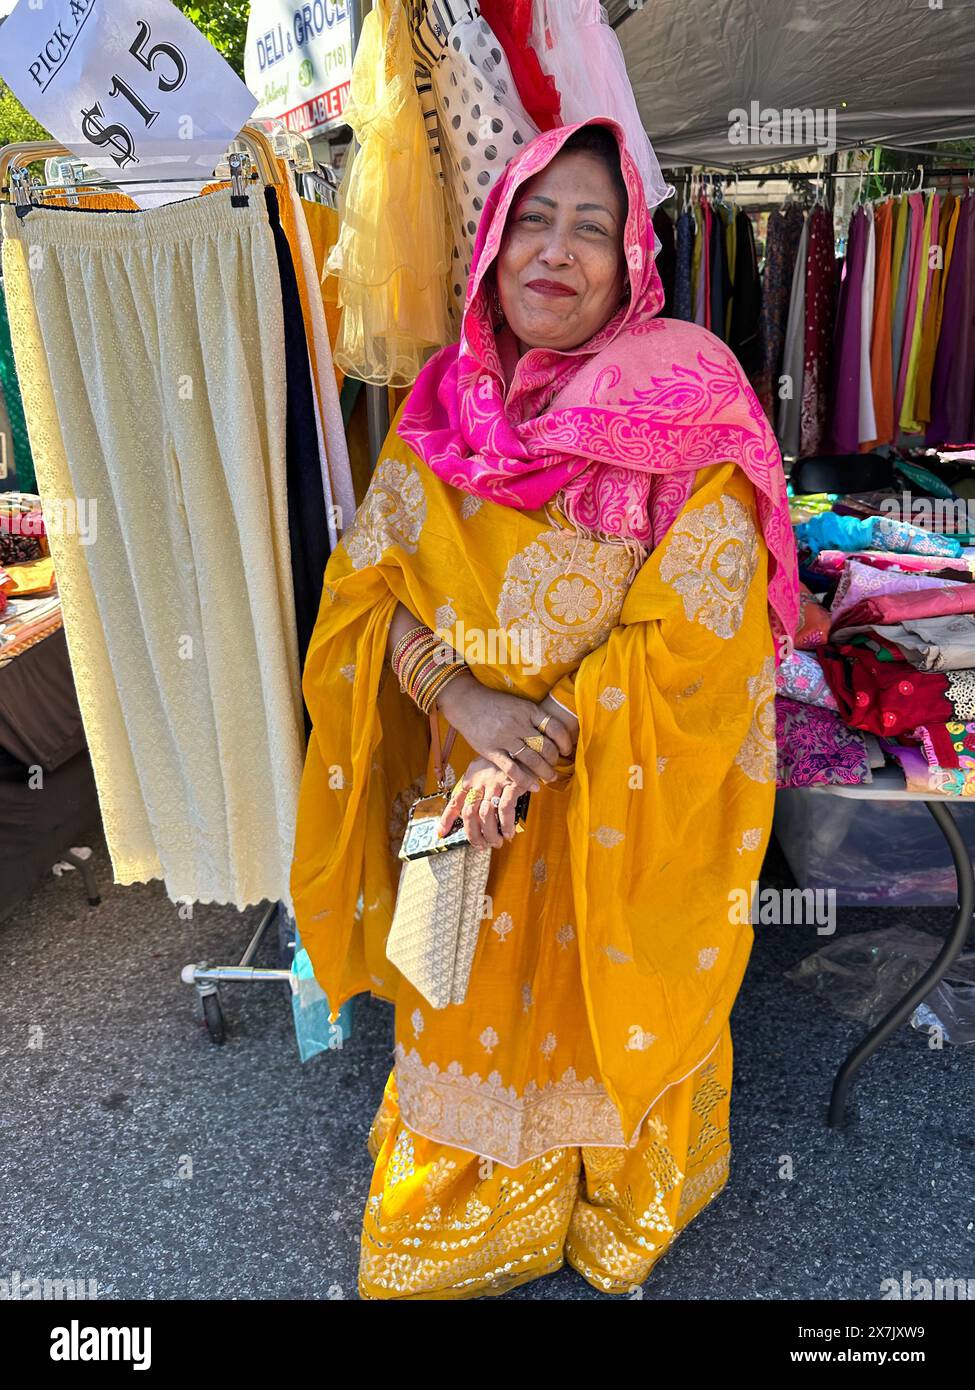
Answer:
580;223;608;235
519;213;545;225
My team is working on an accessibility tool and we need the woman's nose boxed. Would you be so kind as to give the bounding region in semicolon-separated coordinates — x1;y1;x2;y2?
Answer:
538;234;573;268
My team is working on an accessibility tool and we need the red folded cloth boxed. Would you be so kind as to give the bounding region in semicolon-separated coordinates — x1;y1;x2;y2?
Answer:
818;643;956;735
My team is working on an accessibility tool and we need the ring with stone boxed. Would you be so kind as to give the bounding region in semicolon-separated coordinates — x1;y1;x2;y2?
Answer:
490;794;502;807
524;734;546;754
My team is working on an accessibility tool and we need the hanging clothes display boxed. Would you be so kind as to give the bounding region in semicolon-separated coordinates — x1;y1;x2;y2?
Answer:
729;207;762;375
777;212;810;457
327;0;452;386
673;204;694;321
529;1;673;215
429;10;539;307
755;202;804;421
860;198;894;450
828;204;867;454
479;0;562;130
800;203;838;456
857;205;878;446
1;191;306;908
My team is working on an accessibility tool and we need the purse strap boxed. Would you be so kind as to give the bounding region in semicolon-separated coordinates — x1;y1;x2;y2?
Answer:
429;710;457;791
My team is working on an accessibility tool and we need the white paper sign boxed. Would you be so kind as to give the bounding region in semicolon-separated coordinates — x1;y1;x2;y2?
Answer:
0;0;258;183
244;0;351;140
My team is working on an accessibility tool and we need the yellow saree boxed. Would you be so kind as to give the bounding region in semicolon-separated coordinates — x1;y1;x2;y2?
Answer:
290;411;777;1298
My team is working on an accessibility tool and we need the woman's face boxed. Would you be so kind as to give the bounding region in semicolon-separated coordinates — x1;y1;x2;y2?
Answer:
495;150;628;353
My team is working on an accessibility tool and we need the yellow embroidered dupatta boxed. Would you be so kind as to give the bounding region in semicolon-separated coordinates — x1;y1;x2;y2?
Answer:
291;421;776;1144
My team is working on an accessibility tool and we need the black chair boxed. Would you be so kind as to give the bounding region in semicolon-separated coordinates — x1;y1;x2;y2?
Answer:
790;453;896;497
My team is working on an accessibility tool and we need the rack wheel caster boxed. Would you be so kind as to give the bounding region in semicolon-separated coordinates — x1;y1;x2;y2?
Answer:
202;991;226;1045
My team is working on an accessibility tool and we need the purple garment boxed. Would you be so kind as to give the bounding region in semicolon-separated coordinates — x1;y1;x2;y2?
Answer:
894;193;925;422
829;208;868;453
951;198;975;444
830;558;967;622
927;196;974;446
775;650;839;709
776;696;872;788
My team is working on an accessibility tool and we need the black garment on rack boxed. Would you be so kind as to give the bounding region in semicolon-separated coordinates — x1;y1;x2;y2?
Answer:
652;207;676;316
263;185;331;731
729;209;762;376
709;205;733;343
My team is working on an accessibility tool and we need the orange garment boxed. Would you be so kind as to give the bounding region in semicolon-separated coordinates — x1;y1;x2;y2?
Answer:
300;198;344;393
1;555;56;595
915;193;960;428
861;200;894;450
41;190;139;211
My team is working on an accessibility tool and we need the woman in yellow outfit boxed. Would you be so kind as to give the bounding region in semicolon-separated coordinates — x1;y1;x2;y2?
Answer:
290;118;799;1299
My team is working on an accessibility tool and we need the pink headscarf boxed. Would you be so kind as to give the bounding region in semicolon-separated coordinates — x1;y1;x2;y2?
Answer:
398;117;799;656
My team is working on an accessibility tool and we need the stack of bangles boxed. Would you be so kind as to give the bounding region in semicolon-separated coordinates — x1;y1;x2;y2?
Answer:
391;624;469;715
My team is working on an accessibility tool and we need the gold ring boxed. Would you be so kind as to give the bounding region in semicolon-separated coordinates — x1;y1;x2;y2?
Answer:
524;734;546;754
537;714;552;735
464;786;484;807
511;742;528;757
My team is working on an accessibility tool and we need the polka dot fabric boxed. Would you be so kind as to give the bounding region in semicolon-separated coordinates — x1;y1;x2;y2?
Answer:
432;16;539;306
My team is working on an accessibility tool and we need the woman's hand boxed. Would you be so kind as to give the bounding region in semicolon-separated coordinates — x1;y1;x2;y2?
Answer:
437;757;521;849
436;673;576;793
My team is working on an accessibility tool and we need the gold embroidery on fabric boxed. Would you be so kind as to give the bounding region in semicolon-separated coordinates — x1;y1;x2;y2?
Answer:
491;912;514;942
496;527;632;664
389;776;425;859
604;944;632;964
394;1042;627;1165
434;597;458;629
598;686;626;711
658;492;759;639
737;827;763;854
556;922;576;950
697;947;719;971
344;457;427;570
480;1026;499;1055
459;492;483;520
735;654;777;783
340;663;356;682
675;1152;730;1223
592;826;624;848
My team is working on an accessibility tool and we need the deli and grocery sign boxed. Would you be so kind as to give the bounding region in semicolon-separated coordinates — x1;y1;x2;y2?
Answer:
0;0;257;183
244;0;351;139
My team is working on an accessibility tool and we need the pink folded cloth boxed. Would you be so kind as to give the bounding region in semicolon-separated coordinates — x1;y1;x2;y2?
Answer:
830;583;975;636
811;549;975;578
830;558;966;623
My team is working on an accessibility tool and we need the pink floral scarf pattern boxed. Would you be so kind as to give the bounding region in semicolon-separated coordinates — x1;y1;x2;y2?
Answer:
398;116;799;657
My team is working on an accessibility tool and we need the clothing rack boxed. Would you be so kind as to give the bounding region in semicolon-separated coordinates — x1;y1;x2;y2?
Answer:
0;124;298;1045
0;126;281;216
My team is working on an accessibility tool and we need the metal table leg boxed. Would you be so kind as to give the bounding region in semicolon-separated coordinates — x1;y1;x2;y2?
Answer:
827;798;975;1126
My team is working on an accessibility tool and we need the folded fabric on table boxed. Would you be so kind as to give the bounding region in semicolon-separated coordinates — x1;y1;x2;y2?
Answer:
819;640;975;734
833;613;975;672
809;549;975;578
909;720;975;769
775;696;872;787
794;511;963;559
829;583;975;635
775;649;839;708
882;738;975;796
795;582;832;648
830;557;967;623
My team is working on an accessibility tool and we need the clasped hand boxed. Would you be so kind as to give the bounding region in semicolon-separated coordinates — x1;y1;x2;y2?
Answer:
435;678;579;849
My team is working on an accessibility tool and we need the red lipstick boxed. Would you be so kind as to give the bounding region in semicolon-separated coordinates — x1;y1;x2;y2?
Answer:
525;279;578;297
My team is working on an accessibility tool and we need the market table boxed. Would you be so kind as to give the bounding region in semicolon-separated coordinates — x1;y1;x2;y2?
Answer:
808;764;975;1126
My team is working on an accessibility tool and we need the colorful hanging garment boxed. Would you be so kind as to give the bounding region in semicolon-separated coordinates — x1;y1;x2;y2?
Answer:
730;207;762;376
777;211;809;456
799;204;838;456
829;206;867;453
857;206;878;446
0;279;36;493
915;193;959;430
327;0;451;385
479;0;562;129
755;203;804;420
861;199;894;449
899;192;939;435
674;206;694;321
927;195;974;446
893;192;925;423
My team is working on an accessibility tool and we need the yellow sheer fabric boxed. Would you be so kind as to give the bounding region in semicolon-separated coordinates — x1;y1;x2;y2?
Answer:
325;0;451;385
291;416;777;1295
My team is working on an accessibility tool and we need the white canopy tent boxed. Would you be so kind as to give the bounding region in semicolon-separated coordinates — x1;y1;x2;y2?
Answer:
608;0;975;168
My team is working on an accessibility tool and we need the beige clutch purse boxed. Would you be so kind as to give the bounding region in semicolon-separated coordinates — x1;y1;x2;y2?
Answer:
386;839;493;1009
385;712;526;1009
